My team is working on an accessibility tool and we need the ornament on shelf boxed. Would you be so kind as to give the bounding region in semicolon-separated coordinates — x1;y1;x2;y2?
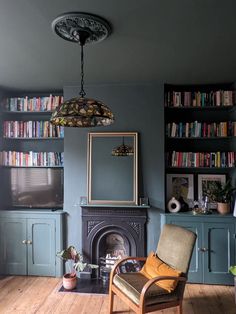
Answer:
167;197;181;213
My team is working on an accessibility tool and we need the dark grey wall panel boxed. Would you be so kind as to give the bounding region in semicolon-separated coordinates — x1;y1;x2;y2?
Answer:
63;84;164;254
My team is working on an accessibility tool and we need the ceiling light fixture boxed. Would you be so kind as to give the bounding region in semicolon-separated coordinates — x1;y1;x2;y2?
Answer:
50;12;114;127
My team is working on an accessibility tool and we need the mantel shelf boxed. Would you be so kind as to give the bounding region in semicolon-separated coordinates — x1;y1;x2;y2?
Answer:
80;204;150;209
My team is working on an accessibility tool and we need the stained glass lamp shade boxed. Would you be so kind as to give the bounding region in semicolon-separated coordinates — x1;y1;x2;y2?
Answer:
50;12;114;127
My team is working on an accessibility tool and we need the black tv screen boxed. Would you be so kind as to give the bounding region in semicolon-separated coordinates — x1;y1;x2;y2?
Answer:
10;168;63;209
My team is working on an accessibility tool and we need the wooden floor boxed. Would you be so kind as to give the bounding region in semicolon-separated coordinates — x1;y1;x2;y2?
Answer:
0;276;235;314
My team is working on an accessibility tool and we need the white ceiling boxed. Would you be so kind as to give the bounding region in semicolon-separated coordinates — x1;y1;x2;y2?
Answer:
0;0;236;91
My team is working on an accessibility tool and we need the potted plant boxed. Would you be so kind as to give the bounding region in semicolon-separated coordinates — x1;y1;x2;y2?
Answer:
57;246;98;290
208;180;236;215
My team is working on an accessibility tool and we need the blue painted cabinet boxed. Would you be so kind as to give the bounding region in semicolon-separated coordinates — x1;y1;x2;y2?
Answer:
0;218;27;275
0;210;65;277
161;213;235;285
203;222;235;284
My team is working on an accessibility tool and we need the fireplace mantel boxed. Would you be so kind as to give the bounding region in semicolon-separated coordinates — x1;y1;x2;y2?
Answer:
81;205;148;265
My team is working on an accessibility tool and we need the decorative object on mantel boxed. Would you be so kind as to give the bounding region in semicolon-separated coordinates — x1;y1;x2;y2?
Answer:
167;197;181;213
80;196;87;205
139;197;149;206
56;246;98;290
50;12;114;127
111;137;134;157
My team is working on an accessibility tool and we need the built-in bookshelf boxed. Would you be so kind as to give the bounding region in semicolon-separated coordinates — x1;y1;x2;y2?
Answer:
0;92;64;211
164;83;236;209
0;94;64;168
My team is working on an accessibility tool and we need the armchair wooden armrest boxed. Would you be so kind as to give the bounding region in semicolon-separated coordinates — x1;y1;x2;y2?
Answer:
110;256;147;283
140;275;187;306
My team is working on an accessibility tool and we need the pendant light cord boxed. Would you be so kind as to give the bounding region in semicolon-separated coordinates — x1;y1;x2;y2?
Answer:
79;43;86;98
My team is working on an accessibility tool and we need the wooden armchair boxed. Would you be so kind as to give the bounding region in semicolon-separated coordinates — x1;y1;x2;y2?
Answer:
109;224;197;314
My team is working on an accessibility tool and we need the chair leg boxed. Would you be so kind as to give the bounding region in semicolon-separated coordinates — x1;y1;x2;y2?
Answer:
108;287;114;314
177;302;183;314
138;308;144;314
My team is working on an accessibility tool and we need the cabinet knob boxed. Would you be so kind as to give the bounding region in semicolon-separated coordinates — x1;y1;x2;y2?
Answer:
198;247;208;252
22;240;27;244
27;240;32;245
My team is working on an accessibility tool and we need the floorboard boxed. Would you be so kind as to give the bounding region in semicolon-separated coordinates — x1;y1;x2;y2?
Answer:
0;276;235;314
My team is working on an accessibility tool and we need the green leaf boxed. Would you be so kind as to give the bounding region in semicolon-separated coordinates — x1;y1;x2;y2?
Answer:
57;245;98;272
229;266;236;276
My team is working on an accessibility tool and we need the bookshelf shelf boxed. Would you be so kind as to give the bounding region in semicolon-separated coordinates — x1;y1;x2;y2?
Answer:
0;165;63;168
166;167;235;170
165;106;235;111
166;136;236;140
3;137;63;140
2;111;54;114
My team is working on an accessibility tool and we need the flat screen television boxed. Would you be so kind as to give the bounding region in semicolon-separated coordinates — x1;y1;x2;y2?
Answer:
10;168;63;209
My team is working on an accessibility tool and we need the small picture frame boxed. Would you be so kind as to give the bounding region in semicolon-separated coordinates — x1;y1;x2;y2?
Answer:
198;174;226;209
166;174;194;204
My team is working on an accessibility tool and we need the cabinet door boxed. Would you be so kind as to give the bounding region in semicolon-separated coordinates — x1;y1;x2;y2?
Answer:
203;222;235;285
164;217;203;283
0;218;27;275
27;218;56;276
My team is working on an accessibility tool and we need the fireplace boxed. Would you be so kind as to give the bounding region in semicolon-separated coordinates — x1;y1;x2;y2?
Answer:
81;206;147;268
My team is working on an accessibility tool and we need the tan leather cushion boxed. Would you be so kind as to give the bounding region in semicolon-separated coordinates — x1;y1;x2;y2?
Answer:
113;272;178;305
140;251;182;292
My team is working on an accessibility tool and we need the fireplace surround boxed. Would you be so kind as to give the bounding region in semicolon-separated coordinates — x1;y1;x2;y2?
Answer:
81;205;148;266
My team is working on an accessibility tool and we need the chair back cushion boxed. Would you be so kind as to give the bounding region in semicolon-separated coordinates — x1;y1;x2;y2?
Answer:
156;224;197;274
140;251;181;292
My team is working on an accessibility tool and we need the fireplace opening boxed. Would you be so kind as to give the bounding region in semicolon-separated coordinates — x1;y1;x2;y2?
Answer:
99;232;128;282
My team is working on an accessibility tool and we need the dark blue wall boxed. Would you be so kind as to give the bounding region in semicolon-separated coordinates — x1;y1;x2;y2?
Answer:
63;84;164;254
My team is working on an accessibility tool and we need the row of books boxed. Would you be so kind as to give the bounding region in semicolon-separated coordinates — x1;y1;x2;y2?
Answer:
166;121;236;138
4;95;63;112
3;121;64;138
0;151;64;167
165;90;234;107
167;151;236;168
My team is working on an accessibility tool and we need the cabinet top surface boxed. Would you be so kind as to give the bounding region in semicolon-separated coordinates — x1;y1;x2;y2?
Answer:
162;211;235;219
0;209;66;215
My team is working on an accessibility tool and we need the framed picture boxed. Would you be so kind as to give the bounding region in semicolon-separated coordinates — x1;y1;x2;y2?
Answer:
166;174;194;204
198;174;226;209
